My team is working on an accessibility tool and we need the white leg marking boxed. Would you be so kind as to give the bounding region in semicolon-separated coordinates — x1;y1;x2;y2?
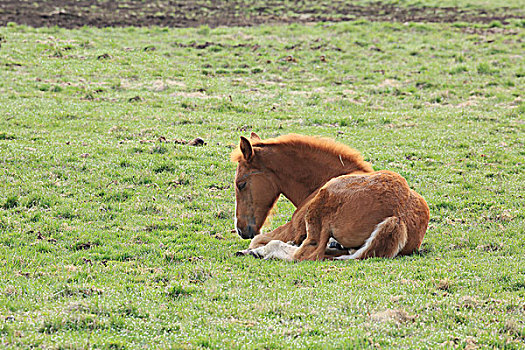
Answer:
334;253;356;260
250;240;298;262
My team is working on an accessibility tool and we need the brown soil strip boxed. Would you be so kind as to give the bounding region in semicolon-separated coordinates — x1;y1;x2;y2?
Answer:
0;1;523;28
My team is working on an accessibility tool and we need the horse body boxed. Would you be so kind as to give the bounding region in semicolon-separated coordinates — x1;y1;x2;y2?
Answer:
232;133;429;261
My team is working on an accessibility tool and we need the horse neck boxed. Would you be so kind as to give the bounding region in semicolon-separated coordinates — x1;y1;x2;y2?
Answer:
262;146;372;207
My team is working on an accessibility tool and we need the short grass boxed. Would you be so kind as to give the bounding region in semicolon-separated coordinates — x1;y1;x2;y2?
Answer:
0;15;524;349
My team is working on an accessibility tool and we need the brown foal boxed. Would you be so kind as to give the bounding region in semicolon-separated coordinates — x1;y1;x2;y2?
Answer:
232;133;429;261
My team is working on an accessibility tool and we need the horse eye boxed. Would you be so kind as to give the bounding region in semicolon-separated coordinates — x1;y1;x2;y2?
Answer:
237;182;247;191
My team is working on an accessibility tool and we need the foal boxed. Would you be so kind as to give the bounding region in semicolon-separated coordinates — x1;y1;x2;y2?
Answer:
232;133;429;261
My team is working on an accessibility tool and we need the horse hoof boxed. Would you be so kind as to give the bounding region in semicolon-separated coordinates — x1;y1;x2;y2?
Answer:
236;249;263;258
328;241;344;250
235;249;251;256
248;249;263;259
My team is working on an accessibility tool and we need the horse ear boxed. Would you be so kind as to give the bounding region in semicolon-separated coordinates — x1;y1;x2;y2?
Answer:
240;136;253;161
250;132;261;142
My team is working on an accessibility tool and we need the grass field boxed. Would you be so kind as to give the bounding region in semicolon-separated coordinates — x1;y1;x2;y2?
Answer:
0;6;524;349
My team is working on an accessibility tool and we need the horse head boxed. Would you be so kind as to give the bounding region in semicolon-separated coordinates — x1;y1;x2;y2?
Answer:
232;133;280;239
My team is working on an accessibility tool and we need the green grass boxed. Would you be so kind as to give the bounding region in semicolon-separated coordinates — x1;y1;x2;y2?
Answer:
0;16;524;349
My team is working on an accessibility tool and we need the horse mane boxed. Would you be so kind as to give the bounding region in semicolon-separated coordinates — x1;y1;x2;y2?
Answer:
231;134;372;172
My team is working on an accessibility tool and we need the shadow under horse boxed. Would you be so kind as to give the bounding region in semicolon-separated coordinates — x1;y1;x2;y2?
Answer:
232;133;429;261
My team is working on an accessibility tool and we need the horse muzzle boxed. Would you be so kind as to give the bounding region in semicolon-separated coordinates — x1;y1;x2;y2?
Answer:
236;225;257;239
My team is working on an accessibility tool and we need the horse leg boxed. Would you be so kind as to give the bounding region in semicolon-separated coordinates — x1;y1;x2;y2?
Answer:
323;238;351;257
294;224;331;261
236;222;295;256
248;222;294;249
292;195;332;261
248;239;350;261
336;216;408;260
247;240;299;261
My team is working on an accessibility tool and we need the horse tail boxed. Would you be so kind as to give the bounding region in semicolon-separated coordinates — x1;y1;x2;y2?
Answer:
340;216;408;260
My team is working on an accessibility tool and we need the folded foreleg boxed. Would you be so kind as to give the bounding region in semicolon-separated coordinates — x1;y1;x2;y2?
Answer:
248;240;299;261
247;222;296;249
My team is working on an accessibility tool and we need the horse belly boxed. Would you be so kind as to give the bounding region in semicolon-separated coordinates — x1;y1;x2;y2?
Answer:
329;201;392;249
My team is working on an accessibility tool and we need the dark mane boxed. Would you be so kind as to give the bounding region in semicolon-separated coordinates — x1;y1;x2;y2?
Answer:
231;134;372;172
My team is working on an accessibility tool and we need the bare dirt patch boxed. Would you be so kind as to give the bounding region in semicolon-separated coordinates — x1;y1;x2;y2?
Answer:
0;1;523;28
370;309;416;324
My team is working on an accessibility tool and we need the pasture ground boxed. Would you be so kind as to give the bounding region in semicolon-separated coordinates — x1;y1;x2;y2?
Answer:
0;1;524;348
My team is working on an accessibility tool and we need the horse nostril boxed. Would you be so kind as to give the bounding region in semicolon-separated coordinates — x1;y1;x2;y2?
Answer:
236;227;250;239
246;225;257;239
